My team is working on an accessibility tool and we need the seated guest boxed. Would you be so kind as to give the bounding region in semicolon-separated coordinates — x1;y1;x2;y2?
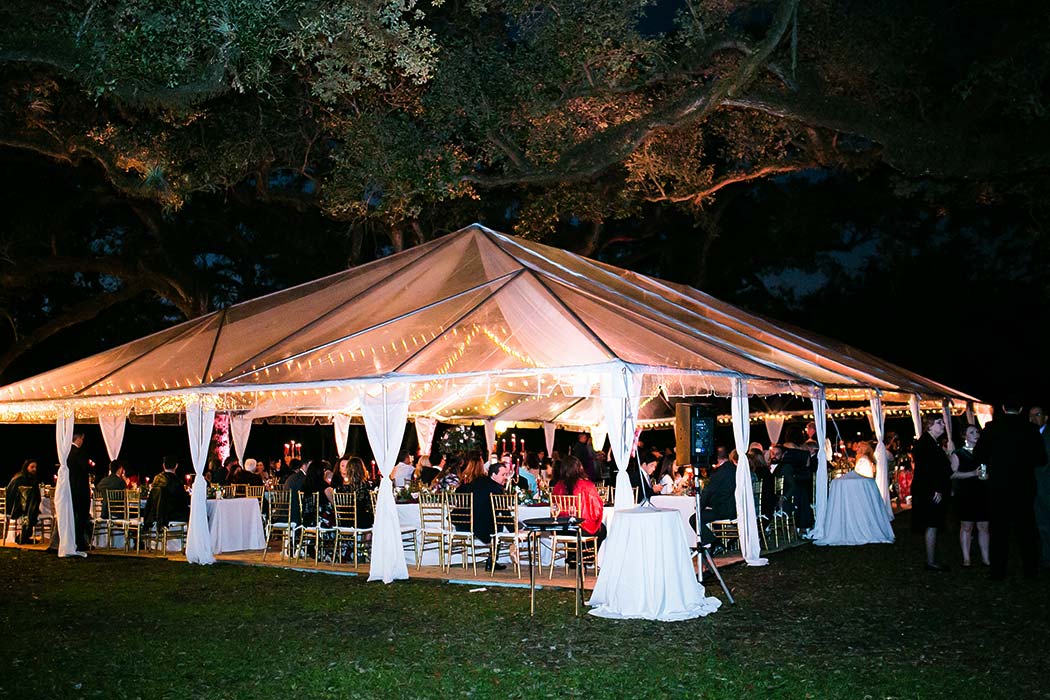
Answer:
328;456;374;529
232;458;264;486
552;455;607;547
284;459;309;523
854;441;876;478
519;453;540;493
224;456;243;485
6;459;40;544
436;455;463;491
414;456;440;486
695;449;737;546
144;456;190;530
455;459;512;569
96;460;129;518
391;452;415;488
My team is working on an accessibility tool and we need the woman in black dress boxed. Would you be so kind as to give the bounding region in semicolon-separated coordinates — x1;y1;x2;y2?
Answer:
911;415;952;571
950;423;990;566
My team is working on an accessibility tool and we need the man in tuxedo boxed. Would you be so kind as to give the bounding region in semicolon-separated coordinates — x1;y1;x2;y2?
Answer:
696;451;737;546
284;459;309;523
456;460;512;570
1027;405;1050;567
144;456;190;531
66;432;94;552
974;400;1045;579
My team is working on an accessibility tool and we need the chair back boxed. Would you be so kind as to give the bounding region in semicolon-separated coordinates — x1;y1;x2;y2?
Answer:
125;489;142;520
0;490;5;516
490;493;519;535
268;489;291;524
331;491;359;530
550;493;580;519
445;492;473;533
243;485;264;503
595;485;612;503
221;484;241;499
297;491;319;527
418;492;446;532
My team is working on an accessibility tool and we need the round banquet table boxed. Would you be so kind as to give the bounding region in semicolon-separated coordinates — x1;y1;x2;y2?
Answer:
814;472;895;546
206;498;266;554
588;507;721;621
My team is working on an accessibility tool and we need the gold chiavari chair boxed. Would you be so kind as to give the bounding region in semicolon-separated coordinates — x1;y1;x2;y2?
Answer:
221;484;241;499
370;490;418;560
595;485;612;503
548;494;599;581
0;491;9;545
295;492;335;565
445;492;486;575
243;485;264;503
108;489;143;554
36;486;54;541
146;491;187;555
91;492;109;549
489;493;526;578
332;491;371;568
262;489;294;560
416;492;448;570
708;519;740;552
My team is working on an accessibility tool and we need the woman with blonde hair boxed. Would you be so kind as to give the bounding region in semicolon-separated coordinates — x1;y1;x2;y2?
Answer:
854;441;876;478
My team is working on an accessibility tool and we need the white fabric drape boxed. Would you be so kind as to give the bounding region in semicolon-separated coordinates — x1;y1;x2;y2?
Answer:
589;424;608;453
98;408;127;462
869;395;890;507
230;414;252;465
763;416;784;446
483;419;496;456
414;416;438;457
53;411;78;557
807;392;830;541
185;397;217;565
600;367;642;512
909;394;922;440
543;422;557;456
730;378;767;566
975;408;993;428
942;401;955;453
332;413;352;458
363;384;410;584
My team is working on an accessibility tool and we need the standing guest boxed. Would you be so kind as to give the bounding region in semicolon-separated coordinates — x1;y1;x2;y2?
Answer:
573;433;598;483
144;456;190;530
973;400;1045;580
66;432;93;554
284;459;309;523
950;424;990;567
552;455;607;546
1030;406;1050;568
695;449;737;547
96;461;128;519
911;416;952;571
5;460;40;544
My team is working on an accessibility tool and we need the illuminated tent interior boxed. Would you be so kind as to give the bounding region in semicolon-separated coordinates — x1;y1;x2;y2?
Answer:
0;224;988;578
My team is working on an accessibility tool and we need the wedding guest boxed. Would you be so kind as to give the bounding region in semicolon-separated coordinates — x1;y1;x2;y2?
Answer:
552;455;606;546
236;459;264;486
911;416;952;571
436;455;463;491
328;457;374;529
455;459;512;570
460;452;488;485
67;432;93;553
391;452;415;488
144;456;190;530
573;433;598;482
1030;406;1050;567
973;399;1044;580
415;456;439;485
950;424;990;567
284;459;308;523
748;447;775;523
96;461;128;518
696;450;737;547
854;441;876;478
519;453;540;493
5;459;40;544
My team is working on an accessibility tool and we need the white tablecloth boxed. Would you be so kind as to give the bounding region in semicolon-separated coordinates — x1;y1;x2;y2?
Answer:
588;507;721;621
206;498;266;554
649;495;697;546
814;472;895;546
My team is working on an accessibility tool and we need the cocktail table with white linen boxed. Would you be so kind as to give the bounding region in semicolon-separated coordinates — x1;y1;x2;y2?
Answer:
588;506;721;621
814;472;895;546
206;497;266;554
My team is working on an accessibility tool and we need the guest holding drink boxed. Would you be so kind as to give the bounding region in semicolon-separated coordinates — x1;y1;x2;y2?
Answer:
951;424;990;567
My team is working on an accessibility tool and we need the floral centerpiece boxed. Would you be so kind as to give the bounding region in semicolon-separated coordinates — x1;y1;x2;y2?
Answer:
437;424;480;456
829;454;854;480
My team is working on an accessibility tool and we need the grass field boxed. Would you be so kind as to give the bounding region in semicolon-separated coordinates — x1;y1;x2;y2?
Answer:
1;512;1047;700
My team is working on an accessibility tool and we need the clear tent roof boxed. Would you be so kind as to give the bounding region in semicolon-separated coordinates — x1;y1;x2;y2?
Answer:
0;224;982;423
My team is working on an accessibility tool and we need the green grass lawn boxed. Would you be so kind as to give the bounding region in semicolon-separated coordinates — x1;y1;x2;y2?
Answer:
1;512;1047;700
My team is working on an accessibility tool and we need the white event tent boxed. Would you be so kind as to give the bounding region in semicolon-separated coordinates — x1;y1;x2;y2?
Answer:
0;224;987;580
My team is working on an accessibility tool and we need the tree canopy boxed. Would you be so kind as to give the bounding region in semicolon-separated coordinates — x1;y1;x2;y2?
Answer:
1;0;1048;396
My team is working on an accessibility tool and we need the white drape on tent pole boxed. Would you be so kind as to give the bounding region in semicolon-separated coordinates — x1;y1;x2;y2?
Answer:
98;408;127;462
869;393;891;507
909;394;922;441
763;416;784;446
942;400;955;453
185;397;216;565
414;416;438;457
484;419;496;456
332;413;352;458
53;410;79;557
543;422;556;456
807;391;830;541
730;378;767;566
363;383;410;584
600;366;642;513
230;414;252;465
589;424;608;453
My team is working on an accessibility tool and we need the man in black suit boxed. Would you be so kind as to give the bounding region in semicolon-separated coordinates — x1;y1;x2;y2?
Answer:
1029;406;1050;567
284;459;308;522
96;460;128;519
973;400;1046;579
144;456;190;530
573;433;598;483
456;460;512;569
66;432;94;552
696;451;737;546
